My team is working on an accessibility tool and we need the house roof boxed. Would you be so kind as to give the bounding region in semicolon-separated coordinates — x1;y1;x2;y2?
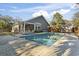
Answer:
25;15;49;26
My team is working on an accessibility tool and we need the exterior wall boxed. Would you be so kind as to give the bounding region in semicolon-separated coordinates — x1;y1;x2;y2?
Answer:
11;24;19;32
26;16;49;31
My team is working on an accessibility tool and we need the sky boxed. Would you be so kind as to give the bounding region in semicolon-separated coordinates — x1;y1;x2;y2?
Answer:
0;3;79;22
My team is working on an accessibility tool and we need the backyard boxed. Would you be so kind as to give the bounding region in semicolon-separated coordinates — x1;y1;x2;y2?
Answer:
0;3;79;56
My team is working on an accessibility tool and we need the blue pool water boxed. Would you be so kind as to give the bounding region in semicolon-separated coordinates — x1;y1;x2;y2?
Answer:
20;32;63;46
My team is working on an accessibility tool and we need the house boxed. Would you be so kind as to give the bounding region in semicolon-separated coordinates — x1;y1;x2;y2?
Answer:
11;22;20;33
11;15;49;33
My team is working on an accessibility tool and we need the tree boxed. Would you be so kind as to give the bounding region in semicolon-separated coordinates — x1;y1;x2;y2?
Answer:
0;20;6;29
72;12;79;39
0;15;14;32
73;12;79;26
51;12;64;32
0;14;23;32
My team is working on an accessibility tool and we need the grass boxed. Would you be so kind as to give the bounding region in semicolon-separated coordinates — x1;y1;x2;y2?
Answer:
0;32;14;35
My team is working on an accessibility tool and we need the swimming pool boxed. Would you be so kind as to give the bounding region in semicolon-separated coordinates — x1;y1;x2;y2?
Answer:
20;32;63;46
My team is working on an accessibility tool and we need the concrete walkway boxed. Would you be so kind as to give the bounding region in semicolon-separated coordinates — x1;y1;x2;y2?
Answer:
56;33;79;56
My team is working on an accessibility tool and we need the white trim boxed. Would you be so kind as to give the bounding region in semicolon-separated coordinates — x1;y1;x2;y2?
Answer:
23;22;25;32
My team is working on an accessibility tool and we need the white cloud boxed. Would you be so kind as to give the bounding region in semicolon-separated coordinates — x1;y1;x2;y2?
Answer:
32;10;49;17
9;4;73;22
10;7;38;13
71;4;76;9
59;9;70;14
10;4;72;15
32;9;71;23
0;9;5;11
11;6;17;9
32;10;52;22
10;8;27;12
75;3;79;8
51;9;70;16
10;4;54;13
70;3;79;9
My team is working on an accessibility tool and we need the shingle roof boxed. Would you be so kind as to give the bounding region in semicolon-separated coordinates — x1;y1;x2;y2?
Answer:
26;15;49;26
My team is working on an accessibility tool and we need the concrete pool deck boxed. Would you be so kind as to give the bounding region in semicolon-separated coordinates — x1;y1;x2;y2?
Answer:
0;35;16;56
0;33;79;56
